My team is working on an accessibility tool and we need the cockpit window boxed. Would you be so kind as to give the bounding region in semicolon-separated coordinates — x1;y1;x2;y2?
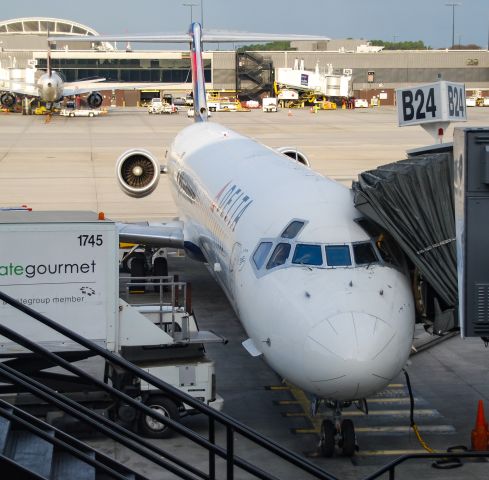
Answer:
325;245;352;266
292;244;323;265
353;242;378;265
266;243;291;269
253;242;273;269
281;221;305;239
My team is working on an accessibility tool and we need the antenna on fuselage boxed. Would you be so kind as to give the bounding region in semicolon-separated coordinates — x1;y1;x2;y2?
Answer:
189;22;208;123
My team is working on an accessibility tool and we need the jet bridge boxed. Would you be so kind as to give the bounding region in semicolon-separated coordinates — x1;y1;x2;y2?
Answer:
352;146;458;333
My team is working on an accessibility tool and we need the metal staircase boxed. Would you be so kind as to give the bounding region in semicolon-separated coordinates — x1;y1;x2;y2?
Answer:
0;400;142;479
1;291;488;480
236;52;274;100
0;290;339;480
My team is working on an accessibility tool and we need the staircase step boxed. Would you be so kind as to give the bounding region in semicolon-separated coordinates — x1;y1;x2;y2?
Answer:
51;450;96;480
0;410;12;454
6;429;54;478
97;474;136;480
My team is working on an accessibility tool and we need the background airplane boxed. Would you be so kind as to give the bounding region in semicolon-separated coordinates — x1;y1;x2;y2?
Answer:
59;24;416;457
0;40;106;109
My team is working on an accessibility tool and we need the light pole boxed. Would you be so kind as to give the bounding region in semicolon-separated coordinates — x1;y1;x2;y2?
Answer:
183;3;198;24
445;3;461;49
200;0;204;29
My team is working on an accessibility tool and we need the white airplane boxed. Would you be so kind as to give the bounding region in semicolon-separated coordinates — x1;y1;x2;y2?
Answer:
0;42;105;109
61;24;415;456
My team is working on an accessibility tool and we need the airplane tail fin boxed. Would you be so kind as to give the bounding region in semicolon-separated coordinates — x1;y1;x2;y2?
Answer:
46;28;52;77
189;23;208;123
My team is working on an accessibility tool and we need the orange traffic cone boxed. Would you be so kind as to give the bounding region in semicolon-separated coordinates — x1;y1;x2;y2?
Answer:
471;400;489;451
288;109;292;117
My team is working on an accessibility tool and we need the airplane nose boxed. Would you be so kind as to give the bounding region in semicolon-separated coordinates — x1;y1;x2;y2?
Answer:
304;312;399;400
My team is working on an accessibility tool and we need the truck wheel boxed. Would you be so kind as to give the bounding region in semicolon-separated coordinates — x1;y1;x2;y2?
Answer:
139;396;178;438
69;112;75;117
89;112;94;117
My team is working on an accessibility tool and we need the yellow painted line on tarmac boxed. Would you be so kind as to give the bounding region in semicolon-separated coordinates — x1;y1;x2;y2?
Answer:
266;385;290;391
357;449;427;456
292;425;454;435
367;398;413;404
289;409;437;418
293;428;319;434
276;400;300;405
286;382;323;431
387;384;404;388
342;409;437;417
355;425;455;434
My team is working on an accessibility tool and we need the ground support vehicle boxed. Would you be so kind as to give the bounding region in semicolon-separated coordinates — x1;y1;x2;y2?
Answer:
314;99;337;110
0;211;224;438
60;108;103;117
148;99;177;115
262;97;278;112
207;100;239;112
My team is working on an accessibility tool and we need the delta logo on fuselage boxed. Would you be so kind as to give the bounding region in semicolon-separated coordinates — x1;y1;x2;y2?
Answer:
211;181;253;232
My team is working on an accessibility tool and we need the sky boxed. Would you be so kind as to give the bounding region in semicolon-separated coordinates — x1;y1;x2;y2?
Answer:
1;0;488;49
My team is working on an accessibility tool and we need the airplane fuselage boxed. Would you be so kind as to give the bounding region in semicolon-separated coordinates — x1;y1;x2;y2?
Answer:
36;71;64;103
168;122;415;401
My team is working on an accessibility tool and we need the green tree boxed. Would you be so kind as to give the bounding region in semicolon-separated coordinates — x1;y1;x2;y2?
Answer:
450;44;481;50
237;41;296;52
370;40;430;50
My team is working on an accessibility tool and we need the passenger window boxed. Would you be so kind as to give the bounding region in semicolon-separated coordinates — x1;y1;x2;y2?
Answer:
325;245;352;267
292;244;323;266
353;242;378;265
266;243;291;269
253;242;273;269
281;221;305;239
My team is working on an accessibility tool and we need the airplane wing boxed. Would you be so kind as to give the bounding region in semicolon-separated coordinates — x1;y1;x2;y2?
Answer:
1;82;39;97
116;221;184;248
63;78;106;96
51;31;329;44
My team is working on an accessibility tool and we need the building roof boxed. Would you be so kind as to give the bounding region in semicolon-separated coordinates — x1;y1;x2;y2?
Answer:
0;17;98;36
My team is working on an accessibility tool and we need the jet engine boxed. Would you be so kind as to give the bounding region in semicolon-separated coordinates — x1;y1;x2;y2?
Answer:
87;92;103;108
276;147;310;167
0;93;16;108
116;149;160;198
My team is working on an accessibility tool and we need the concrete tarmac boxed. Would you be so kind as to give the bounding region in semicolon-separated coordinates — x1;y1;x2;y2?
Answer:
1;107;489;479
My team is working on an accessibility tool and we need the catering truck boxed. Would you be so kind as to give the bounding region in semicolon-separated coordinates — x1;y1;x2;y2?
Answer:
0;211;223;437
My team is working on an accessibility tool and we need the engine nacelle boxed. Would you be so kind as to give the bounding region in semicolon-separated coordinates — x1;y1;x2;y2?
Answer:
87;92;103;108
276;147;310;167
116;149;161;198
0;93;16;108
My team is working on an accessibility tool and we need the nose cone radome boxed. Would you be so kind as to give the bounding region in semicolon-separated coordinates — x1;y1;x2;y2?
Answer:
304;312;400;400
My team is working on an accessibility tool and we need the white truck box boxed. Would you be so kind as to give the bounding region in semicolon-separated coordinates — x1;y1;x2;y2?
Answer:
262;97;278;112
0;211;119;352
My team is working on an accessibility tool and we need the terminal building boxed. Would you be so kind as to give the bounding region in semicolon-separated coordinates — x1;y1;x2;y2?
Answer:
0;16;488;106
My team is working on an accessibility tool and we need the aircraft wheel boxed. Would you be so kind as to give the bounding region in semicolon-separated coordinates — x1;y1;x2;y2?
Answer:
138;396;178;439
319;419;336;457
340;419;356;457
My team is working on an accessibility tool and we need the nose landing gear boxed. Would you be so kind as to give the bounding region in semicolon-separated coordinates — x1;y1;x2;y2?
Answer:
318;401;357;457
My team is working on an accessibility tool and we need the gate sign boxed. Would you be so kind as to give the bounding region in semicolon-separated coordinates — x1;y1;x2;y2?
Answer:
396;81;466;127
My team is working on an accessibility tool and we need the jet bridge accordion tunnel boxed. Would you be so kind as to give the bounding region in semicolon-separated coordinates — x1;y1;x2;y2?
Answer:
352;146;459;335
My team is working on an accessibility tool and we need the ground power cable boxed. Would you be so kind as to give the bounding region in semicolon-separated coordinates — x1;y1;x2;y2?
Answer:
403;369;464;470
